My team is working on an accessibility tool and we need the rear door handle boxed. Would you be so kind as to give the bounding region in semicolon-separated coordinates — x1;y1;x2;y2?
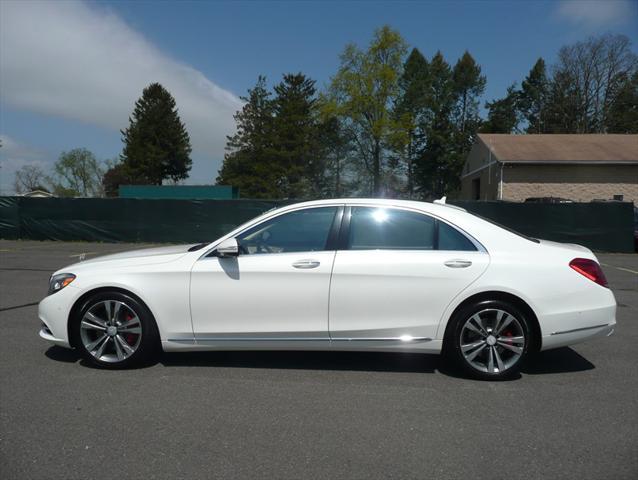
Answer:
444;259;472;268
292;259;320;269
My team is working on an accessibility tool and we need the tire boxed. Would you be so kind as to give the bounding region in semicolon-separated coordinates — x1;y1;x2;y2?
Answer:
446;299;533;380
71;291;160;369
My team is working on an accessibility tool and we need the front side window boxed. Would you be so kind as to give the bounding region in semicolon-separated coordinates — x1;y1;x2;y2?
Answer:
236;207;337;255
348;207;436;250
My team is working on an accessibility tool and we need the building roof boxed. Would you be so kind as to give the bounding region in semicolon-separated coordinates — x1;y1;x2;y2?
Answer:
478;134;638;164
22;190;53;197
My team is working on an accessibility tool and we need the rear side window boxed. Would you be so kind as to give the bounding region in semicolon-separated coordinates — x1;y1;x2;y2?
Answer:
438;221;477;251
348;207;436;250
347;207;477;252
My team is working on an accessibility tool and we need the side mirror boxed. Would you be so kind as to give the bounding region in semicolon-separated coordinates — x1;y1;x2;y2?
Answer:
215;238;239;258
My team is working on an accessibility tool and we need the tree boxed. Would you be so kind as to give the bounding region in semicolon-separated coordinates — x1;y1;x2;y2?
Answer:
546;34;637;133
518;58;549;133
393;48;430;198
326;25;408;196
102;162;132;197
481;84;520;133
607;70;638;133
216;76;278;198
271;73;320;197
415;51;456;198
50;148;103;197
314;114;354;197
544;68;580;133
448;51;486;191
121;83;192;184
14;164;49;194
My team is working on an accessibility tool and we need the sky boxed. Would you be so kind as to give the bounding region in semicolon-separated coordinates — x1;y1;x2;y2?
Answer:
1;0;637;194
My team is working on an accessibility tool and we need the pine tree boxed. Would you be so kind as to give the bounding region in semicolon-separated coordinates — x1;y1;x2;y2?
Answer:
121;83;192;185
271;73;319;198
415;51;456;198
216;76;278;198
607;71;638;133
393;48;430;198
447;51;486;193
481;84;520;133
519;58;549;133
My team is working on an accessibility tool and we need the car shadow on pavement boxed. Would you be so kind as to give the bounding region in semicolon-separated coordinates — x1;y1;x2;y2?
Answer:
522;347;595;375
44;345;595;377
160;350;440;374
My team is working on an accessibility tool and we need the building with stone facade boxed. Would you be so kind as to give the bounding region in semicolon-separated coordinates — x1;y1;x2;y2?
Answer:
459;134;638;204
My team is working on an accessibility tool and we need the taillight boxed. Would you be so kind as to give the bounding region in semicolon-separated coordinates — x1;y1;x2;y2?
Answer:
569;258;608;288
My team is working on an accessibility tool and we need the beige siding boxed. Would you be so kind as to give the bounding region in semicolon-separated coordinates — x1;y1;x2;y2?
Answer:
459;140;501;200
501;164;638;203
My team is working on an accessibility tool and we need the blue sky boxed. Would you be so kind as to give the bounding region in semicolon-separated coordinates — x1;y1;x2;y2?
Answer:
1;0;637;194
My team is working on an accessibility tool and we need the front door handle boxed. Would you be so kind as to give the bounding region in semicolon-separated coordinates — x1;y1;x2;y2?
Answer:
292;259;320;269
444;259;472;268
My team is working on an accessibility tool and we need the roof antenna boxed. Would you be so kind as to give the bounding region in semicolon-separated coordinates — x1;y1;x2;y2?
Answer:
434;196;447;205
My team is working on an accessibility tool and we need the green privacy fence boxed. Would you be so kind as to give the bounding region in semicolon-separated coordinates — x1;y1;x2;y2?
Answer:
0;197;634;252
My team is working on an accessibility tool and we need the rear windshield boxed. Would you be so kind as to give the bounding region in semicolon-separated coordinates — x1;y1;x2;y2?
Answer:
471;212;540;244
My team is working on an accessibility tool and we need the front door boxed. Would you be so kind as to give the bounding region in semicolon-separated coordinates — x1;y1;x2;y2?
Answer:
190;206;340;342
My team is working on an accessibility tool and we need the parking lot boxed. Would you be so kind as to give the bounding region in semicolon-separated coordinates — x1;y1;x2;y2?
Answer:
1;239;637;479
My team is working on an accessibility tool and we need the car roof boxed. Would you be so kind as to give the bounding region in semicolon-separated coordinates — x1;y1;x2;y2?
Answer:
277;198;466;215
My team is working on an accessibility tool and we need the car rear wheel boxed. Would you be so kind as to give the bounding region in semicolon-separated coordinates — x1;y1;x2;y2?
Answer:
448;300;532;380
72;291;159;368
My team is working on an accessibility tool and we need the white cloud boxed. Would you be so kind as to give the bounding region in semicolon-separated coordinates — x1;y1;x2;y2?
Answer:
0;0;242;174
554;0;637;28
0;135;52;195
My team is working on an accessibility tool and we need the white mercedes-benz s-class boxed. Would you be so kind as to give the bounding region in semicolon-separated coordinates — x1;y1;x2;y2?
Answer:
38;198;616;379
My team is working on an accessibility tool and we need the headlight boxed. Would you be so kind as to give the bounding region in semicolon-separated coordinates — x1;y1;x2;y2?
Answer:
48;273;76;295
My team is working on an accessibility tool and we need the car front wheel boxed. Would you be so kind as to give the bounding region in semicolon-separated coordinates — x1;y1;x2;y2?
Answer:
72;291;159;368
448;300;532;380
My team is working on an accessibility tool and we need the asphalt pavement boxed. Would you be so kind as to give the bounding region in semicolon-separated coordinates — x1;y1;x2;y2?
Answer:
1;240;637;479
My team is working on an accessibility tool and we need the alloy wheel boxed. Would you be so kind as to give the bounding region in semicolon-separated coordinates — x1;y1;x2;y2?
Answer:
80;300;143;363
459;308;526;374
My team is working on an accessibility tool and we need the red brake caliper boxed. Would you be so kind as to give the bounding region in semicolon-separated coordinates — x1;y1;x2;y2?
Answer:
125;313;137;345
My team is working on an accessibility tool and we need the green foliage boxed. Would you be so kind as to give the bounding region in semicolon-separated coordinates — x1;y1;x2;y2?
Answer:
326;25;408;196
216;76;279;198
51;148;103;197
481;84;520;133
271;73;320;197
217;29;636;201
121;83;192;185
518;58;548;133
102;162;132;197
607;70;638;133
393;48;430;197
545;34;637;133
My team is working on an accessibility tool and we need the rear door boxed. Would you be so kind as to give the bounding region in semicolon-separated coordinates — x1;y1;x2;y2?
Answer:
328;206;489;342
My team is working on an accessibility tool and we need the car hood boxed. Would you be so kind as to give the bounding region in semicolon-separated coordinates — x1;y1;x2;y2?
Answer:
57;244;200;273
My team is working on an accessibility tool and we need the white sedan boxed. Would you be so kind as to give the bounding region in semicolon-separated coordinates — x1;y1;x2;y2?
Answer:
39;198;616;379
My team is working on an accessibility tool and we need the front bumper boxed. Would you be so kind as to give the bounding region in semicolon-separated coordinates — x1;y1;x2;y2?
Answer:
38;285;79;349
39;326;71;348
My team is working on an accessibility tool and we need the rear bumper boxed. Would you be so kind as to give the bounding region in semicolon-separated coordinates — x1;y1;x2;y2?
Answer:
541;315;616;350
